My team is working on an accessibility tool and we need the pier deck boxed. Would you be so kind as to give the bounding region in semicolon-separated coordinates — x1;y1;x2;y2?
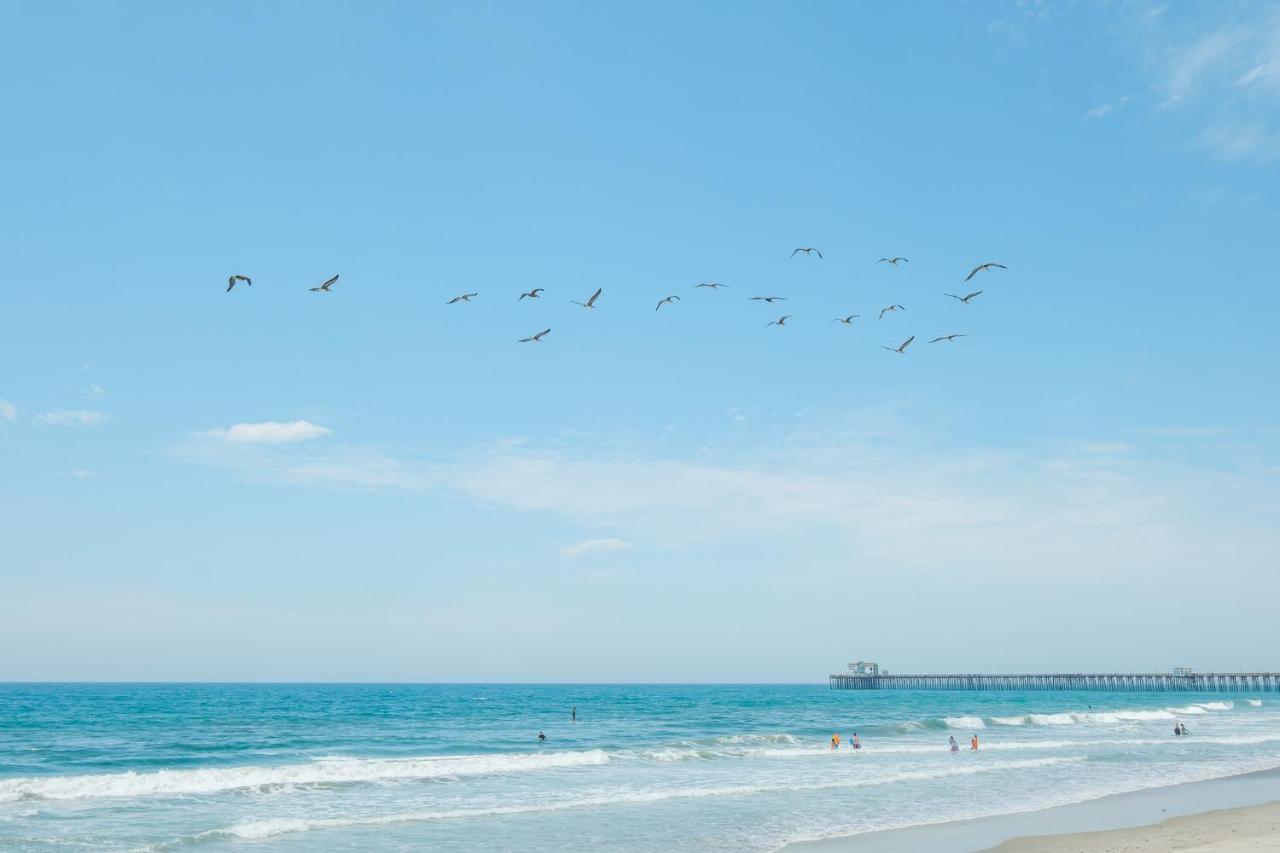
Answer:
828;673;1280;691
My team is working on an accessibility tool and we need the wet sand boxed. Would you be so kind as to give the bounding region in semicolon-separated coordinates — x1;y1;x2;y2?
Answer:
784;768;1280;853
985;799;1280;851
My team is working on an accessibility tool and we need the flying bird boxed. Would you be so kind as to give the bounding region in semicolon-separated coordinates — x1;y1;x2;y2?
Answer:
833;314;861;324
930;334;967;343
882;335;915;354
519;328;551;343
750;296;787;303
790;247;823;259
519;288;544;300
226;275;251;292
572;287;602;308
694;282;728;289
878;257;909;265
767;315;792;327
878;304;905;320
655;295;680;311
447;292;478;304
309;275;339;293
945;290;983;304
964;262;1007;282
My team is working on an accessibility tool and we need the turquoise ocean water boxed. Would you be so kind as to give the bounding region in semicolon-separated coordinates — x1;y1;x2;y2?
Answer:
1;684;1277;851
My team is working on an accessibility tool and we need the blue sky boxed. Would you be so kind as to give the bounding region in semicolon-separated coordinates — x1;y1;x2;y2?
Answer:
2;0;1279;681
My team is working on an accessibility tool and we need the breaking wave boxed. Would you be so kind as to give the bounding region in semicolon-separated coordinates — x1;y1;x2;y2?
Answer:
0;750;611;803
204;758;1083;842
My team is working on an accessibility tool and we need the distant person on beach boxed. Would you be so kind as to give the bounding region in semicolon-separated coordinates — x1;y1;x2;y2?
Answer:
852;733;861;750
971;734;979;751
538;731;546;742
831;733;840;750
949;736;959;752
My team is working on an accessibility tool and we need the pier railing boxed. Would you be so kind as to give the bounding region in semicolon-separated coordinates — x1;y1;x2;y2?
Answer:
828;673;1280;692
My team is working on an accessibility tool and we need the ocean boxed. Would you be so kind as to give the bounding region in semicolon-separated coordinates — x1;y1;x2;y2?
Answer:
1;684;1277;851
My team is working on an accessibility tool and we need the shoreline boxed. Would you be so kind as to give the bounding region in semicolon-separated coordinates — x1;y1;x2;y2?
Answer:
782;766;1280;853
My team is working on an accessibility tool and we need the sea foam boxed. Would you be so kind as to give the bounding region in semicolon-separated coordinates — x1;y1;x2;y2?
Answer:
0;750;610;803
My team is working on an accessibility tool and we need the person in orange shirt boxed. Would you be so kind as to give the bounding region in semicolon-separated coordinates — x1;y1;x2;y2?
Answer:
970;734;980;751
831;733;840;750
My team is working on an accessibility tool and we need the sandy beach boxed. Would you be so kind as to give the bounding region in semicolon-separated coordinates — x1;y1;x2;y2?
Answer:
785;768;1280;853
985;800;1280;851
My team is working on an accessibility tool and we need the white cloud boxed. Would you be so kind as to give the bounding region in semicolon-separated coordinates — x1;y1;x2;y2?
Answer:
1082;95;1131;121
1132;4;1280;160
38;410;109;427
202;420;331;444
174;420;1280;582
0;399;17;422
562;538;632;558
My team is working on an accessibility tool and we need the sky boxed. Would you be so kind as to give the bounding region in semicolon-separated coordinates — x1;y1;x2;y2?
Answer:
2;0;1279;681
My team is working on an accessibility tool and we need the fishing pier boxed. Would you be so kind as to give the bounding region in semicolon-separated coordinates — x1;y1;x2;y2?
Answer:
829;664;1280;692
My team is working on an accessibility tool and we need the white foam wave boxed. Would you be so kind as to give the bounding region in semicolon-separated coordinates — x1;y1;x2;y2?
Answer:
0;750;610;803
943;716;986;730
209;757;1082;841
712;733;803;746
1249;699;1264;707
990;716;1027;726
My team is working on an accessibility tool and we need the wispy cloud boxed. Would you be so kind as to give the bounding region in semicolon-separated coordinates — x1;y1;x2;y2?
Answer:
201;420;331;444
38;410;109;427
0;399;17;423
1133;2;1280;160
174;421;1280;578
562;538;632;558
1081;95;1131;121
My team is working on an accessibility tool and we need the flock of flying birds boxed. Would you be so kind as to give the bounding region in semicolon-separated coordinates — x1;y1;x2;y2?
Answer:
225;252;1007;353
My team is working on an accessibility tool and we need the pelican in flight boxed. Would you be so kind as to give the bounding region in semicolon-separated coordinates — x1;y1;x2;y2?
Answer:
750;296;786;303
964;262;1006;282
833;314;860;324
519;328;551;343
447;292;478;304
945;290;983;304
767;315;792;327
878;257;908;265
694;282;728;289
878;304;905;320
519;288;544;300
226;274;251;292
882;335;915;354
309;274;339;293
655;295;680;311
572;287;602;308
930;334;967;343
790;247;823;259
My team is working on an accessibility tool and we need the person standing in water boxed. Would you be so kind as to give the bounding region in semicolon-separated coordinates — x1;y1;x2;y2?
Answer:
852;733;861;750
538;731;546;742
971;734;979;751
949;736;959;752
830;733;840;750
572;706;577;723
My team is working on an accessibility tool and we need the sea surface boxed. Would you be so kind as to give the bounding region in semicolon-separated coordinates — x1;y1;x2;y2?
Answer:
1;684;1277;852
